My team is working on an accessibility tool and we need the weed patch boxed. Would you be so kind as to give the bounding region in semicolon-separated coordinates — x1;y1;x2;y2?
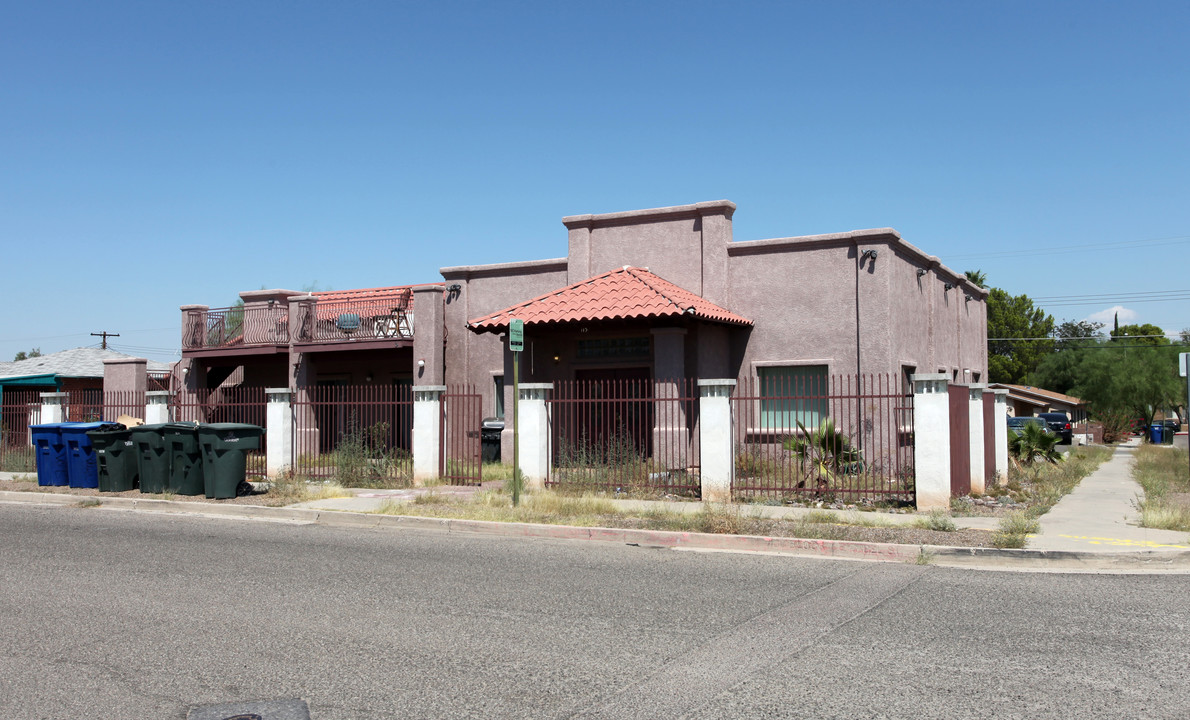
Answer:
1133;444;1190;531
264;472;353;506
992;510;1040;548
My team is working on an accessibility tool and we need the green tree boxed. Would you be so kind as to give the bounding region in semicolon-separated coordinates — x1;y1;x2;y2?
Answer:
964;269;987;288
1111;323;1169;346
987;286;1055;384
1055;342;1184;440
1054;319;1104;351
13;348;42;361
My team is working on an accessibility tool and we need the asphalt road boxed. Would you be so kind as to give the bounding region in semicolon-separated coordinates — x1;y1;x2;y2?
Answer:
1;504;1188;719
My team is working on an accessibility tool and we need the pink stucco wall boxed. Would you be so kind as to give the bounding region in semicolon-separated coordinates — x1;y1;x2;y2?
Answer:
446;203;988;403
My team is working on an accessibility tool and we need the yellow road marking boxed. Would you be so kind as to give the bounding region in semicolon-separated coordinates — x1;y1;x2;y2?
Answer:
1058;534;1190;549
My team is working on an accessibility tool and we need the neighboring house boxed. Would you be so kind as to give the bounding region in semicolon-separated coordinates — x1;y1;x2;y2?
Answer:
0;348;173;422
989;383;1086;422
178;200;988;457
0;347;172;396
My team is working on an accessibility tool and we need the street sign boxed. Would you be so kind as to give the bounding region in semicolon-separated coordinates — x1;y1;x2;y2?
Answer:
509;318;524;353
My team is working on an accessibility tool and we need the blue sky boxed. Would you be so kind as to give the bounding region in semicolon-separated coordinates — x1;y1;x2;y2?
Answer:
3;0;1187;364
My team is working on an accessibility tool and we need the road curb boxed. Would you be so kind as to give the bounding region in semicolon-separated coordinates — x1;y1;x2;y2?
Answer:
3;489;1188;572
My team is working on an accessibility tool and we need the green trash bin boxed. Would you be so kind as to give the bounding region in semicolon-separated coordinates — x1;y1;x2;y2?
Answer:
198;423;265;499
87;426;139;492
130;424;171;494
163;422;204;496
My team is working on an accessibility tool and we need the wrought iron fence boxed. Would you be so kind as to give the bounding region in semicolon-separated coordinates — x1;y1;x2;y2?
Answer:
174;387;268;478
441;384;482;485
548;378;700;496
0;390;40;473
290;384;414;487
732;373;914;504
66;391;146;423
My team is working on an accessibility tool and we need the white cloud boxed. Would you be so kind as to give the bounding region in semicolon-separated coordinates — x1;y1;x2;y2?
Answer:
1086;306;1138;326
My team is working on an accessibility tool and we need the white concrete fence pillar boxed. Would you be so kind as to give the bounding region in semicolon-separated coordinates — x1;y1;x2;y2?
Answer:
145;391;172;424
912;374;950;511
991;389;1009;485
967;384;987;495
698;379;736;503
413;386;446;485
516;383;552;491
266;388;293;479
40;393;66;425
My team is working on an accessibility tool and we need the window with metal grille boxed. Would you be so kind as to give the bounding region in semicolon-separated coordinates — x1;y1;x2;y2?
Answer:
758;365;828;430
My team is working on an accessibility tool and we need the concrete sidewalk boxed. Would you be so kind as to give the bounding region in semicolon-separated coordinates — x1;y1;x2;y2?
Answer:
1029;440;1189;553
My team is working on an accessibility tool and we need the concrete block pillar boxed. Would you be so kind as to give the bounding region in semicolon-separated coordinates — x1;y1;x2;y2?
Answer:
517;383;552;491
266;388;293;479
991;388;1009;483
413;386;446;485
698;379;735;503
145;391;172;424
912;374;950;511
968;384;987;495
103;357;148;395
40;393;66;425
651;328;689;470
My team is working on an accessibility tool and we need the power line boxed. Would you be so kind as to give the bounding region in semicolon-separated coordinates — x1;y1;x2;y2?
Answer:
947;233;1190;260
1032;289;1190;301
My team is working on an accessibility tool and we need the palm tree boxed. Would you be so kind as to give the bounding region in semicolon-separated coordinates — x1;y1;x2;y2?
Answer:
1008;421;1062;466
964;269;987;288
783;419;863;491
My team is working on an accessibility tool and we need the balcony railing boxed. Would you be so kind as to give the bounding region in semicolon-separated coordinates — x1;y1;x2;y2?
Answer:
295;292;414;344
183;289;414;351
183;305;290;350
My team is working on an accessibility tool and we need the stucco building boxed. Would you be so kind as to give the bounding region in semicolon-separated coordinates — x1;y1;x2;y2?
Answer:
178;200;987;459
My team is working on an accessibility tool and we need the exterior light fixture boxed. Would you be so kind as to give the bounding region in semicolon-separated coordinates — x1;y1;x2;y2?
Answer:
417;359;425;368
447;284;462;293
965;295;973;303
916;269;927;277
944;283;954;291
862;249;878;260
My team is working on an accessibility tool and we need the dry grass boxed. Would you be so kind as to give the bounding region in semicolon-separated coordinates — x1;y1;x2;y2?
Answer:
370;490;995;546
264;472;353;506
1133;444;1190;532
992;510;1041;548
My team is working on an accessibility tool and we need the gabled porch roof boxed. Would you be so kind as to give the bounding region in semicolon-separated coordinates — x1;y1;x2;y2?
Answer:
467;266;752;333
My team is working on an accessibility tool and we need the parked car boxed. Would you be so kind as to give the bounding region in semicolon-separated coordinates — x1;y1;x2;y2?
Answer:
1037;412;1073;443
1163;417;1181;433
1007;416;1052;438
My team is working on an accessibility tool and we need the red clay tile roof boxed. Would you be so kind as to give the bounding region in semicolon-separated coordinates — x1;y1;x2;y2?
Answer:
467;266;752;332
313;284;432;307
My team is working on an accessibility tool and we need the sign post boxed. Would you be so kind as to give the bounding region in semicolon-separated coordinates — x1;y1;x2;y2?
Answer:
1181;353;1189;478
510;319;524;505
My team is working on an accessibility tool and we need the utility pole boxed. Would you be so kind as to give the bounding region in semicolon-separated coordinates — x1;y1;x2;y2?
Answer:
91;331;120;349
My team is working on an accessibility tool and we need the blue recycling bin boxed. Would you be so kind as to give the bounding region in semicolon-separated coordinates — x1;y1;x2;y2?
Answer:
31;424;69;486
1149;424;1165;444
61;422;115;489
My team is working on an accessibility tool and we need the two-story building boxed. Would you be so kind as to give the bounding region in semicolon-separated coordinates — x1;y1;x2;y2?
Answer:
178;200;987;461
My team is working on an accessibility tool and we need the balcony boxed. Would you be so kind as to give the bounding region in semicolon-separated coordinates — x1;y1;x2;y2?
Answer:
182;287;415;355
